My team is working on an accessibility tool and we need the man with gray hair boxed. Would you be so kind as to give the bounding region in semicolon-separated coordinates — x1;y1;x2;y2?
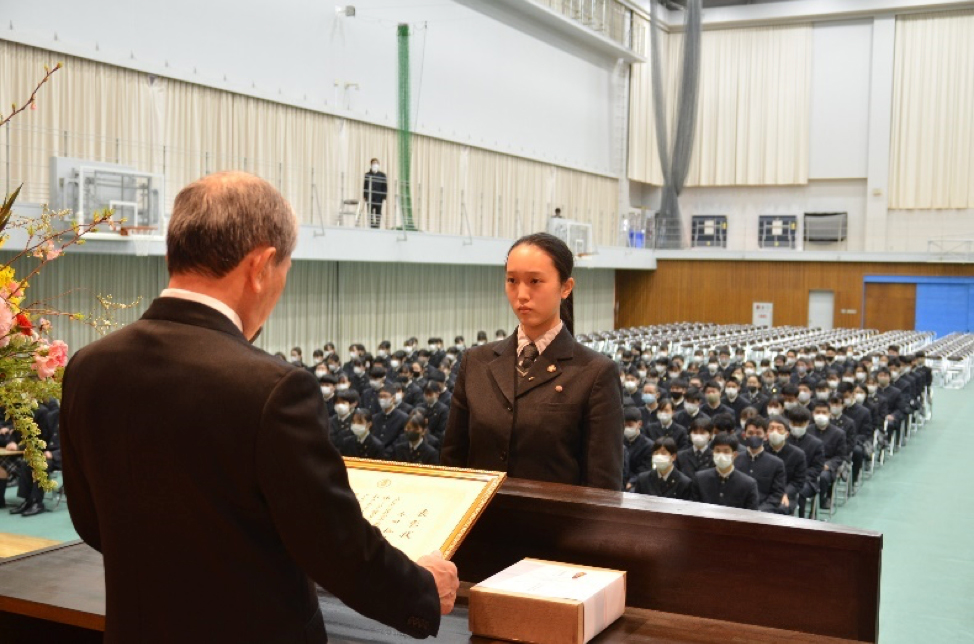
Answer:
61;172;456;643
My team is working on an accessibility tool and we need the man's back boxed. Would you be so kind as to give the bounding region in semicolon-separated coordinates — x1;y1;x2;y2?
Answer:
62;298;439;643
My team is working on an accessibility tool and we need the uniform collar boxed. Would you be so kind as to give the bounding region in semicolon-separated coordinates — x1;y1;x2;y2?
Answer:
517;321;563;357
160;288;243;333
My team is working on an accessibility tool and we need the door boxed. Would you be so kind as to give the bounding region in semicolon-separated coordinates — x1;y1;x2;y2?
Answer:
808;290;835;329
864;283;917;332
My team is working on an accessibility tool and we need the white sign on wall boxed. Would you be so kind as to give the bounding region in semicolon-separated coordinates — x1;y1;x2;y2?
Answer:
753;302;774;328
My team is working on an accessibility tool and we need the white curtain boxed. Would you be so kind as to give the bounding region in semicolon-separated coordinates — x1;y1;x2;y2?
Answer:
0;251;615;357
629;24;811;187
0;39;619;244
889;9;974;210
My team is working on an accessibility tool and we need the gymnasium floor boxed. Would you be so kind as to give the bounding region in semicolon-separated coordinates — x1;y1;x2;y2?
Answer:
2;388;972;643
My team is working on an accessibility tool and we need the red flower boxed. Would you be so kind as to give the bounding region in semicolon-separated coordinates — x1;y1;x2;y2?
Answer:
15;313;32;335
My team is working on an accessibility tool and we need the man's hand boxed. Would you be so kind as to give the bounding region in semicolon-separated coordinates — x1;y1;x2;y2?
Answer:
4;441;17;451
781;494;789;508
44;451;53;459
417;550;459;615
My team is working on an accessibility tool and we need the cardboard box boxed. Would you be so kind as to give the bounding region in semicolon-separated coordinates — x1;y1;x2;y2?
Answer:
469;559;627;644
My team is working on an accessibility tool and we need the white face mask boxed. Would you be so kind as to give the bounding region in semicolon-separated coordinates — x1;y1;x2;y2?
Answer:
855;392;867;404
624;381;638;393
351;423;369;438
657;412;672;424
867;385;878;395
321;386;334;398
797;391;811;404
315;368;328;378
713;453;734;470
379;398;394;410
684;403;700;415
389;360;401;370
334;403;351;417
690;433;710;449
783;401;797;411
767;407;782;416
376;350;387;358
353;367;365;376
623;426;641;441
856;372;867;382
394;392;403;404
652;454;673;472
371;163;380;172
370;379;384;390
828;380;839;389
637;369;648;379
816;391;830;401
791;424;809;438
744;368;756;376
336;383;350;391
813;414;830;428
768;431;787;447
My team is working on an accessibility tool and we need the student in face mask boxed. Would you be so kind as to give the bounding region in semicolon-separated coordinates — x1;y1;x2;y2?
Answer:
674;388;708;430
765;416;806;516
389;382;414;416
310;349;325;369
622;406;654;490
363;158;388;229
494;329;507;342
371;386;410;453
640;383;660;427
318;373;338;418
476;331;489;346
419;382;450;444
631;437;694;500
785;405;824;519
694;433;759;511
735;417;787;513
336;409;385;460
289;346;305;368
676;416;715;476
325;354;343;375
646;398;689;451
809;400;847;512
701;380;734;420
391;411;439;465
330;389;360;444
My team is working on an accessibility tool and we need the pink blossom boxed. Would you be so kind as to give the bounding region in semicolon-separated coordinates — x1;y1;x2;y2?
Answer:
31;241;62;261
31;339;68;379
0;300;13;347
0;281;21;301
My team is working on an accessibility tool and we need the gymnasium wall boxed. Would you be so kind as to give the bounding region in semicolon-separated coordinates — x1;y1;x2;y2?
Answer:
616;260;974;331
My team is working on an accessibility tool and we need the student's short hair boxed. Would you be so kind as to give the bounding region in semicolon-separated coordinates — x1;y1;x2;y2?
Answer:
318;373;338;385
370;366;387;378
828;394;844;406
712;413;737;434
424;381;443;395
312;349;324;358
405;411;428;430
712;432;739;452
337;389;360;404
379;385;396;397
656;397;675;412
789;405;813;423
740;406;759;419
623;406;643;423
652;437;679;456
685;388;702;402
669;378;688;390
781;384;799;397
703;380;721;392
767;415;791;431
690;417;714;433
744;416;768;432
352;408;372;424
837;382;855;395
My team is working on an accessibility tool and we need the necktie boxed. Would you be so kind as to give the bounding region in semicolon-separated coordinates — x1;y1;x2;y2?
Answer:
518;342;539;377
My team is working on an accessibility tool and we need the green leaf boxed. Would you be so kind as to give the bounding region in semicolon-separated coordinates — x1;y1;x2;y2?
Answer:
0;184;23;233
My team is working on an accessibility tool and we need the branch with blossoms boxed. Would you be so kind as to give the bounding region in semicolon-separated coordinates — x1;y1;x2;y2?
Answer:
0;62;143;492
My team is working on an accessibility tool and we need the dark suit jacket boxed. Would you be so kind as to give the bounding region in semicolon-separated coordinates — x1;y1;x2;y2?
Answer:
441;327;624;490
695;468;760;510
60;298;440;643
632;467;695;500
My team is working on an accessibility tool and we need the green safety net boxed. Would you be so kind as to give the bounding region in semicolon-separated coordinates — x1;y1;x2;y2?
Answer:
397;23;416;231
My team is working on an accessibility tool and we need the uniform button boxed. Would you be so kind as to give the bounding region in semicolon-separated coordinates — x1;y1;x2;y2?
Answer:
507;406;513;412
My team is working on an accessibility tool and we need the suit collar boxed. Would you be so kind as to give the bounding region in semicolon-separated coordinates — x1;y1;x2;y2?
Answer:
141;297;248;341
487;327;576;403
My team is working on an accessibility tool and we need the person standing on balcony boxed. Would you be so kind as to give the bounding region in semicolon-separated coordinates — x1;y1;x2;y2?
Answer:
364;158;388;229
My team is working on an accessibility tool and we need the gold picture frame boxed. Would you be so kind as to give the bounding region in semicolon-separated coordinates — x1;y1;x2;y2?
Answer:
344;458;506;561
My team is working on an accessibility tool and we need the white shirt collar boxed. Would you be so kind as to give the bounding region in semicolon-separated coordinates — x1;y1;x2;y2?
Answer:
517;321;564;357
160;288;243;333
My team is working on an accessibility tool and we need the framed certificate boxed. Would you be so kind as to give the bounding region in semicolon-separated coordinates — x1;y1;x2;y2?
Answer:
344;458;506;561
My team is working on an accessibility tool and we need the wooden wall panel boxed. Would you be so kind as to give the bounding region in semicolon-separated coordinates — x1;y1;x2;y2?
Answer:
864;283;917;332
616;260;974;329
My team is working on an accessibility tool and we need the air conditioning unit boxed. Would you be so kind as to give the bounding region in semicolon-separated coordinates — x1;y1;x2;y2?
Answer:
804;212;848;243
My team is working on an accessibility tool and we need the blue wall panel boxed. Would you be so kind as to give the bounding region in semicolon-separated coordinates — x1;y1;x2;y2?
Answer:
915;284;970;337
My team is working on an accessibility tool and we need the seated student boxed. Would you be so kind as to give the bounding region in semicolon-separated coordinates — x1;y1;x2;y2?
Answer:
735;417;787;513
813;380;832;408
721;378;749;421
623;407;654;489
764;395;785;420
666;378;688;411
389;381;414;416
318;373;338;418
837;383;869;486
695;434;759;511
785;405;825;518
632;437;695;500
639;382;661;427
862;377;889;434
391;411;439;465
780;384;801;414
810;399;848;511
324;353;343;377
744;374;768;414
428;371;453;408
347;358;369;395
419;382;450;444
795;382;814;408
711;413;745;454
311;355;329;380
645;398;689;450
363;366;388;413
330;389;359;444
337;409;386;460
765;415;806;516
674;388;709;429
622;371;642;406
676;416;716;475
701;380;735;420
372;386;410;452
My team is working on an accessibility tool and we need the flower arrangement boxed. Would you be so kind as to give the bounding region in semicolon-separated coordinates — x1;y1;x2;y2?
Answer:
1;63;126;492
